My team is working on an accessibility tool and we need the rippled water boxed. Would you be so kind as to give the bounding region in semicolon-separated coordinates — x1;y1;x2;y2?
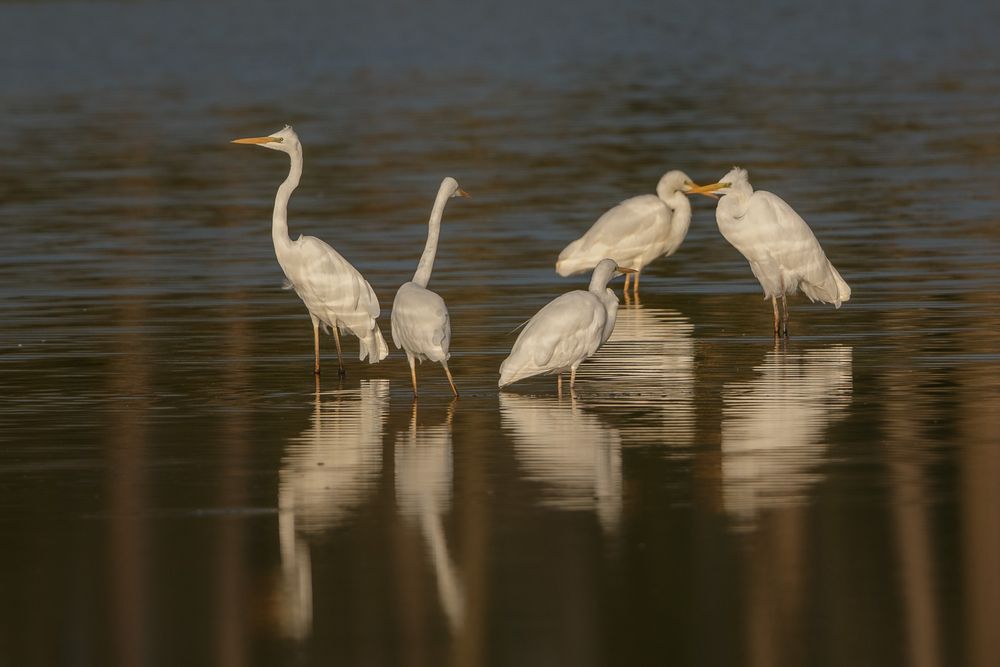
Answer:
2;0;1000;665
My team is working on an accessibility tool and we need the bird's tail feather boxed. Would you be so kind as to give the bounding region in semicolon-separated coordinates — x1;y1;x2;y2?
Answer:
555;240;593;277
358;324;389;363
802;262;851;308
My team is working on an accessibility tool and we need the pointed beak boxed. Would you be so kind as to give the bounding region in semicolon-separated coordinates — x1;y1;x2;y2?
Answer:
231;136;283;145
457;188;471;198
685;181;729;197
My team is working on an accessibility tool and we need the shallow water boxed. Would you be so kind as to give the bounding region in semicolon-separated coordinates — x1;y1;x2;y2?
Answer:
2;1;1000;665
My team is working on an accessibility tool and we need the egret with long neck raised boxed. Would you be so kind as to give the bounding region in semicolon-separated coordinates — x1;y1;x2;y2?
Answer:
232;126;388;376
391;177;469;397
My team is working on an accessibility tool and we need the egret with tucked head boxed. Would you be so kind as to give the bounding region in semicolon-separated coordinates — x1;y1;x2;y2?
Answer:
688;167;851;335
391;177;469;398
500;258;634;393
556;171;706;296
232;126;388;375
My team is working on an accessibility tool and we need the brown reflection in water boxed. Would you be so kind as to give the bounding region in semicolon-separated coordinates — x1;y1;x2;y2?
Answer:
882;358;944;667
958;296;1000;667
213;296;253;665
104;123;155;667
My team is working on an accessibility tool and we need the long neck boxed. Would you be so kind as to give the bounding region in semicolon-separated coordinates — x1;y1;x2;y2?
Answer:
412;187;450;287
588;264;615;293
272;146;302;256
665;191;692;237
719;181;753;219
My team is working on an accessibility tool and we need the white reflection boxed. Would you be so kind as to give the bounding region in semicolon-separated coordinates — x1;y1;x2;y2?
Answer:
582;305;695;445
274;379;390;639
394;401;464;632
722;345;853;523
499;393;622;534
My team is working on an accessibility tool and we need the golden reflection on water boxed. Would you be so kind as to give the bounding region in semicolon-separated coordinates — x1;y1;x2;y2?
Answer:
721;345;853;523
273;380;390;639
581;303;695;446
394;401;464;633
499;393;622;534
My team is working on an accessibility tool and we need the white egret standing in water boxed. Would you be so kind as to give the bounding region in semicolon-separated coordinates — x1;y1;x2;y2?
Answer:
556;171;705;296
232;126;388;375
499;258;633;393
391;177;469;397
688;167;851;335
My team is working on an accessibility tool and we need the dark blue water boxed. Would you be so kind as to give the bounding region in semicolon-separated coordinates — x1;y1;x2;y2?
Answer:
2;1;999;665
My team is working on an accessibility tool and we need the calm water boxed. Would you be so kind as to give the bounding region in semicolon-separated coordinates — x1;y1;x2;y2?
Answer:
2;1;1000;665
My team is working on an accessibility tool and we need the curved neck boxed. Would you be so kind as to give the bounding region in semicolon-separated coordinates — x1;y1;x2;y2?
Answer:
272;145;303;255
666;191;692;235
588;265;616;293
412;186;451;287
720;182;753;218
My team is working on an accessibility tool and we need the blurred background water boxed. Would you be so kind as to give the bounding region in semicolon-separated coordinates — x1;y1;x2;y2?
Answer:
1;0;999;665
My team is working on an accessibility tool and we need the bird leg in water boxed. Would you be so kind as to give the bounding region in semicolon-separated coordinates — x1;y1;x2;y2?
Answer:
622;272;631;294
312;319;322;375
407;356;418;398
443;363;459;398
781;294;790;337
332;327;346;377
569;366;578;398
633;271;641;296
557;373;563;397
771;296;780;337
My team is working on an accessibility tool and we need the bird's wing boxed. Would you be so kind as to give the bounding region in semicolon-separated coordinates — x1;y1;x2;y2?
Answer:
558;196;668;272
517;292;605;368
749;191;836;279
285;235;382;327
390;283;451;361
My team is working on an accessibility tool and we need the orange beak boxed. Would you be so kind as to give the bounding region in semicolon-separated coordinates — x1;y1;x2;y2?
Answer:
231;136;283;144
686;181;729;197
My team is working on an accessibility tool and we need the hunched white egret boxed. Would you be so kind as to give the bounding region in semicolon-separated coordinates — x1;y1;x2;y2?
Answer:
556;171;705;296
232;126;388;375
499;258;633;393
688;167;851;335
391;177;469;397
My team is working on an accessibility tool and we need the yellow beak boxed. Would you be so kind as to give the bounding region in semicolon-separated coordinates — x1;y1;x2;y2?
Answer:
231;136;283;144
686;181;730;196
457;188;471;198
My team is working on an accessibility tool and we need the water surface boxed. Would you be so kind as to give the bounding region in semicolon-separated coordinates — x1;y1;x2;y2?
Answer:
2;1;999;665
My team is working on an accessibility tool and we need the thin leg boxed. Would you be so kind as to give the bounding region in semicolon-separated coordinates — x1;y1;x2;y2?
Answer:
570;366;578;397
407;355;418;398
332;326;346;377
771;295;780;337
312;319;321;375
443;363;459;398
633;270;640;296
781;294;790;337
622;272;631;295
557;373;563;397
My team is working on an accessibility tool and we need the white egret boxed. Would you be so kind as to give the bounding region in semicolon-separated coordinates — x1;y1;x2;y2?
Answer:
688;167;851;335
391;177;469;397
232;126;388;375
499;258;633;393
556;171;705;296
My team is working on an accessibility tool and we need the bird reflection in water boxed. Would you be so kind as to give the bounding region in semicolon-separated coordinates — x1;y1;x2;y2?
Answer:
394;400;464;632
721;345;853;524
499;393;622;534
272;379;390;639
582;304;696;447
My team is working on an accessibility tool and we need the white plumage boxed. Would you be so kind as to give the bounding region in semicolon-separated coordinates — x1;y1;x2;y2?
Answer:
391;177;468;397
233;125;388;374
690;167;851;335
556;171;700;295
499;258;627;392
